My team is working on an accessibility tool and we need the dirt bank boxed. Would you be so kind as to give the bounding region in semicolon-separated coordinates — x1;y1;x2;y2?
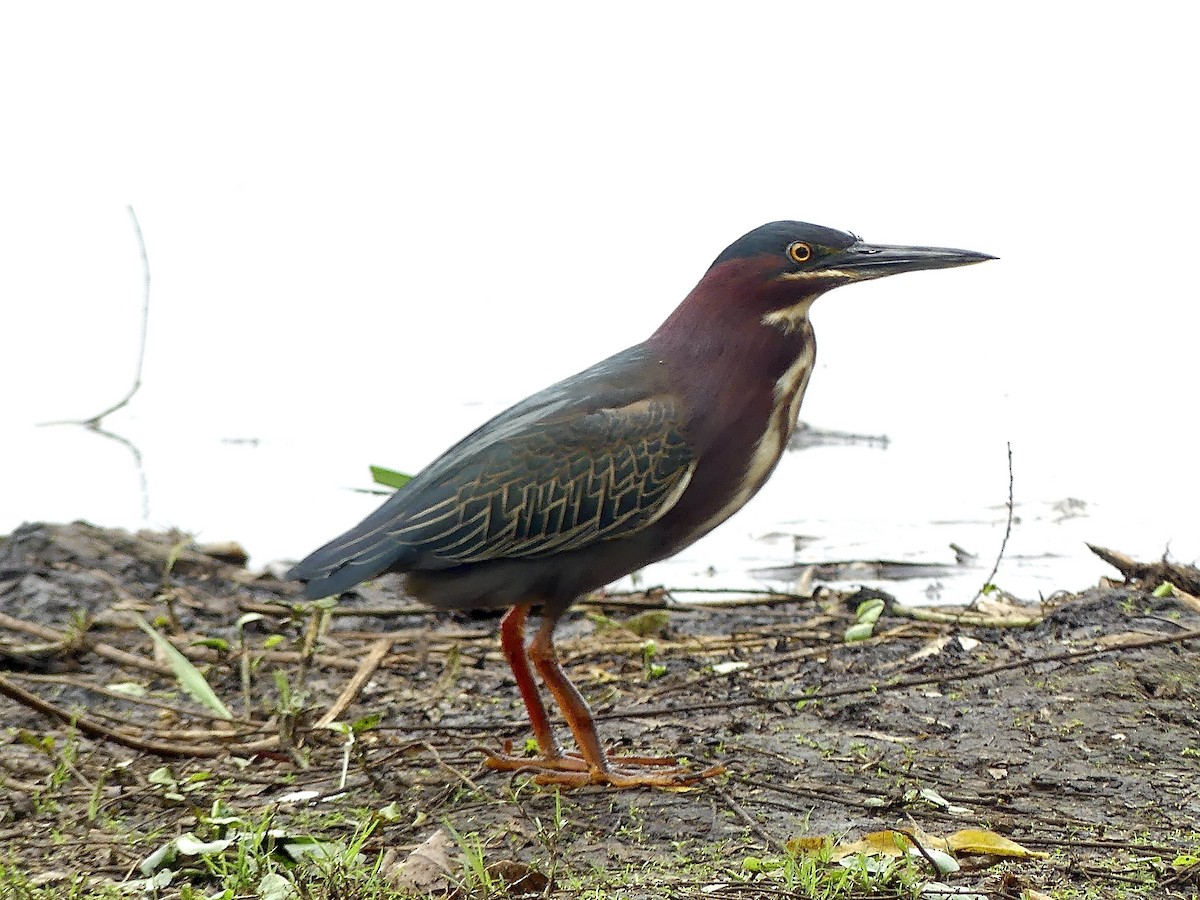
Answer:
1;521;1197;897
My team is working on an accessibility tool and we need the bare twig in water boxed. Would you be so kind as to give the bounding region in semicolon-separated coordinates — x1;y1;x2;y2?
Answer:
968;441;1014;608
34;206;154;519
40;204;151;429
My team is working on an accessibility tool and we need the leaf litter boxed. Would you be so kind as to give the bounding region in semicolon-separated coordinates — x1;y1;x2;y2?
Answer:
0;520;1198;898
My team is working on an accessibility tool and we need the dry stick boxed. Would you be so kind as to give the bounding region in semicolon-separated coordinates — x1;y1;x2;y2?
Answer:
1020;835;1185;856
416;740;483;794
7;672;261;726
715;784;787;856
894;827;944;877
239;599;433;618
607;586;801;598
329;627;492;646
967;441;1014;608
39;205;151;430
1088;543;1200;597
0;610;174;678
0;611;361;693
0;673;224;758
238;589;812;619
0;672;282;759
83;206;151;426
315;637;393;728
371;627;1200;737
899;606;1042;628
33;206;153;519
585;588;813;612
638;625;915;701
597;627;1200;723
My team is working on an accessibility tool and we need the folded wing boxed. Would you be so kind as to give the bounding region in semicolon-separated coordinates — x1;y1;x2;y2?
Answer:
290;347;694;597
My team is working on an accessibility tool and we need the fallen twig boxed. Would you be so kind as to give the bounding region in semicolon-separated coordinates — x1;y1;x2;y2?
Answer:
898;604;1042;628
967;441;1014;608
597;626;1200;723
716;784;787;855
316;638;393;727
38;206;151;430
0;673;226;758
7;672;260;725
1088;544;1200;597
0;610;174;677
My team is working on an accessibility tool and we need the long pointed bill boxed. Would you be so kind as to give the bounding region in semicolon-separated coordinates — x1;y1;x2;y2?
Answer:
816;241;996;282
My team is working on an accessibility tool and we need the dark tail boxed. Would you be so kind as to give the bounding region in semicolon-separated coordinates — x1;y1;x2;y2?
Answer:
288;504;418;599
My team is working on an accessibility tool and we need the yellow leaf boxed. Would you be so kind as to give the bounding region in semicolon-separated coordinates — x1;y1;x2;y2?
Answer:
948;829;1048;859
785;836;829;856
831;830;921;860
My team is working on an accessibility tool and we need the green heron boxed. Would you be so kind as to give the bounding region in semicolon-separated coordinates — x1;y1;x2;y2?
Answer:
290;221;993;787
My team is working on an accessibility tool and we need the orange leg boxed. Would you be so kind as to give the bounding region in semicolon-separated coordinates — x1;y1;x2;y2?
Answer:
483;607;725;788
484;605;588;774
497;603;563;758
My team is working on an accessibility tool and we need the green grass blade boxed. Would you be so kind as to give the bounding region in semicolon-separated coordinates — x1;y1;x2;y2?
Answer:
370;465;413;489
135;616;232;719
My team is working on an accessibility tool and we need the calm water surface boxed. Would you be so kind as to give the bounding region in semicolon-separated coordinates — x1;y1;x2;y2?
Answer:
7;376;1195;608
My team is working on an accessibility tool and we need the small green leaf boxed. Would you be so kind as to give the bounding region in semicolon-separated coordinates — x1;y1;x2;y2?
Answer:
844;622;875;642
258;872;297;900
742;856;783;873
281;837;346;862
711;661;750;676
377;801;404;822
163;537;190;580
585;612;620;631
106;681;148;697
1152;581;1175;598
16;731;54;753
139;839;177;875
135;616;232;719
854;598;885;625
193;637;229;652
351;713;382;733
175;833;233;855
370;465;413;489
235;613;265;630
624;610;670;637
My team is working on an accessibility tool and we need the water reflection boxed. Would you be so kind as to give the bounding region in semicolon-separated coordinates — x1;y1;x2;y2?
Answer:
5;401;1196;610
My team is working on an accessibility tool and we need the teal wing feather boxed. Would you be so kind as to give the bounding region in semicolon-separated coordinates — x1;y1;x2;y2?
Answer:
288;345;694;597
394;396;693;565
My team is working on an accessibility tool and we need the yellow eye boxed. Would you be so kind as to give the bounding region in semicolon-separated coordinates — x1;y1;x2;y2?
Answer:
787;241;812;264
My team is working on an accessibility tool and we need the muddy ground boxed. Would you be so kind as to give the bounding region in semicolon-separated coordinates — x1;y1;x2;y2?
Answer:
0;521;1198;898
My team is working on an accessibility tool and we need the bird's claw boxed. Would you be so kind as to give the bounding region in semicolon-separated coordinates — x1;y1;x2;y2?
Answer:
478;743;725;788
529;762;726;789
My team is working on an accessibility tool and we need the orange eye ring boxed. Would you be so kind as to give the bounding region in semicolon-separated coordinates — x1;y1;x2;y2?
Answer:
787;241;812;264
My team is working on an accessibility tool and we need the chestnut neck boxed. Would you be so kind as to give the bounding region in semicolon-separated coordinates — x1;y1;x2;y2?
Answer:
646;257;821;451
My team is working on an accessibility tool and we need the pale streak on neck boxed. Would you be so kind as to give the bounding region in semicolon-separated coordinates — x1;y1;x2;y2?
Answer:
761;295;819;334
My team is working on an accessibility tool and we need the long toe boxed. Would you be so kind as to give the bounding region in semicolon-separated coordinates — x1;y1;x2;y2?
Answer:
533;761;726;789
478;747;590;774
478;741;725;788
